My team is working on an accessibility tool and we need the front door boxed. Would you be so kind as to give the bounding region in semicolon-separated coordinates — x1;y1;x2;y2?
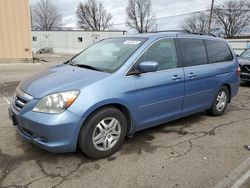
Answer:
134;38;184;129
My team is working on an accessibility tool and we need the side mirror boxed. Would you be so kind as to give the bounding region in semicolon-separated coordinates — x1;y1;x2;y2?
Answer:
236;54;240;58
138;61;158;73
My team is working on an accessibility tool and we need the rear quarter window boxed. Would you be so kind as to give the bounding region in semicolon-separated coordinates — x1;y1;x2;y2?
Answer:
205;40;233;63
178;39;208;67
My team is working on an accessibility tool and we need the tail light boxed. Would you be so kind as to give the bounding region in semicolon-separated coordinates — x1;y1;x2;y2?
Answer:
236;66;241;76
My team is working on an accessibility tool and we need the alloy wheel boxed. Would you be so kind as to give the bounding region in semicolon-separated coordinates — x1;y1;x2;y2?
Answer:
216;91;227;111
92;117;121;151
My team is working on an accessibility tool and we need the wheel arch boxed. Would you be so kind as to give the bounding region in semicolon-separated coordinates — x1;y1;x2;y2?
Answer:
77;101;136;140
222;83;232;102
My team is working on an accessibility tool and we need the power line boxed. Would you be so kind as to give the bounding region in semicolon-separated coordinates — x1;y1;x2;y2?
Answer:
110;7;250;30
151;10;209;20
112;8;250;26
112;9;210;26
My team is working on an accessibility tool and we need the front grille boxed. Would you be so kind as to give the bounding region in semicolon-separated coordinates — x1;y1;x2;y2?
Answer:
13;88;33;111
241;65;250;74
14;95;28;110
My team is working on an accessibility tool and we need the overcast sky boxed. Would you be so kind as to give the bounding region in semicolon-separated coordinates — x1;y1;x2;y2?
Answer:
30;0;227;32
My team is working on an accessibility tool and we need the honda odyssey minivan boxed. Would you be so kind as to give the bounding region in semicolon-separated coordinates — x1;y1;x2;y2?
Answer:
9;32;240;159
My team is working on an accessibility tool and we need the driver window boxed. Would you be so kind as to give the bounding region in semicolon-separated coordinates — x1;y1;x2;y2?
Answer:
137;39;178;71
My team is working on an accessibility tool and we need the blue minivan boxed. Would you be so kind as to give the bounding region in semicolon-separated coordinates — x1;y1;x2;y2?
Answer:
9;32;240;158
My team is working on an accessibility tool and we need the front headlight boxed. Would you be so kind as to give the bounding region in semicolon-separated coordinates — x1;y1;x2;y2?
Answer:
33;90;80;114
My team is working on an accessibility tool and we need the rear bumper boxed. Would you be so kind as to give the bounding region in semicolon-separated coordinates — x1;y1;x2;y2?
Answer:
9;105;82;153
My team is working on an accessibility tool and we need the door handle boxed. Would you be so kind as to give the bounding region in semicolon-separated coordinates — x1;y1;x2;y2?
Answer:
172;75;182;80
188;72;197;78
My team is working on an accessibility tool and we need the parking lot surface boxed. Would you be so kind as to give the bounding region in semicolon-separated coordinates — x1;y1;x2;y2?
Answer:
0;61;250;188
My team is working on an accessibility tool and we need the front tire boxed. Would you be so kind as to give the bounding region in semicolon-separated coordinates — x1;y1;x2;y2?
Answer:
207;86;229;116
78;107;127;159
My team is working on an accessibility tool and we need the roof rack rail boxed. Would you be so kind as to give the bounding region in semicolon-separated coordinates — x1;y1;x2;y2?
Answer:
184;30;217;37
152;30;189;33
153;30;217;37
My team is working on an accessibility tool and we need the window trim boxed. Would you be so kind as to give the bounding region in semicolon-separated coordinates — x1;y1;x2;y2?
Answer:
176;38;209;68
126;37;181;76
204;39;234;64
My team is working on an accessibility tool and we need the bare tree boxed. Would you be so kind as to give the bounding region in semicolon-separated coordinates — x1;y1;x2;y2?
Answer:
126;0;155;33
213;0;250;38
32;0;62;30
182;12;209;33
76;0;112;31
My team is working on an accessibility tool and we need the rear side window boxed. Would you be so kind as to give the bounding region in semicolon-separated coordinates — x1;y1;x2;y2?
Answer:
205;40;233;63
179;39;208;67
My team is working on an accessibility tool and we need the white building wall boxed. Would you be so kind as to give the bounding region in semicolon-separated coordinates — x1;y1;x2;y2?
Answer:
32;31;126;54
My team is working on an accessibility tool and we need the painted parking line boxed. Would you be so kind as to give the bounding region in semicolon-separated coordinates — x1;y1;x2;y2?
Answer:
2;96;10;104
214;157;250;188
231;170;250;188
0;103;8;106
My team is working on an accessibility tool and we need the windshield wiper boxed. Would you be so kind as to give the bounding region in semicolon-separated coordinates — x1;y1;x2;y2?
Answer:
74;64;103;72
65;60;103;72
64;59;75;65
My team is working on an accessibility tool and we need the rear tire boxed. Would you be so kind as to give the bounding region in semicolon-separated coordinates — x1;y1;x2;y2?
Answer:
78;107;127;159
207;86;229;116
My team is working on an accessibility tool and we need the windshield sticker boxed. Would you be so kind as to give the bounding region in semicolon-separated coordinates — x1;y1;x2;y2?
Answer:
123;40;141;45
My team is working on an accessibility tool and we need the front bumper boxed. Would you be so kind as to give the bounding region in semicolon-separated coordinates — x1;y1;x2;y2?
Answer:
240;73;250;81
9;102;82;153
240;64;250;81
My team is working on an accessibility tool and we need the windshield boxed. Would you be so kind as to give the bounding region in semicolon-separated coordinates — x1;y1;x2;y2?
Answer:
70;38;146;73
240;49;250;59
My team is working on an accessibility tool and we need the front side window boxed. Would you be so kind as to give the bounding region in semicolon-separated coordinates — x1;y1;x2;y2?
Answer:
179;39;208;67
70;38;146;73
137;39;178;71
205;40;233;63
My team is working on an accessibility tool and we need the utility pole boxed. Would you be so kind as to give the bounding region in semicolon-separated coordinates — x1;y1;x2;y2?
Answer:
208;0;215;34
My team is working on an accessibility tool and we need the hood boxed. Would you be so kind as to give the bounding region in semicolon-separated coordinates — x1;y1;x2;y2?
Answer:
238;58;250;66
18;64;110;98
